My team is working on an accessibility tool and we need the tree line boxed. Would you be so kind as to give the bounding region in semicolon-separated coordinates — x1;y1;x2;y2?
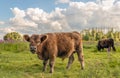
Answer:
2;28;120;41
81;28;120;41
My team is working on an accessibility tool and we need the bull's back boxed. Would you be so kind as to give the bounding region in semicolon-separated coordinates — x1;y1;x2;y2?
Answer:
98;38;114;47
55;31;82;47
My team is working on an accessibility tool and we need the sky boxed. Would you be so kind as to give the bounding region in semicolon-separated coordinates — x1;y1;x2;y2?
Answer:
0;0;120;39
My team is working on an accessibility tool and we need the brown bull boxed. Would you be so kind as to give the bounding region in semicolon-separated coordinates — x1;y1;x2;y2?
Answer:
24;31;84;73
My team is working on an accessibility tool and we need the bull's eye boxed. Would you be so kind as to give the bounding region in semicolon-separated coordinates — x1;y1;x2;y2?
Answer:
30;40;34;44
36;41;40;45
36;41;40;43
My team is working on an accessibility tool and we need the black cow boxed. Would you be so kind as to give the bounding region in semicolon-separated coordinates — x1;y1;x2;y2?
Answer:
97;38;116;52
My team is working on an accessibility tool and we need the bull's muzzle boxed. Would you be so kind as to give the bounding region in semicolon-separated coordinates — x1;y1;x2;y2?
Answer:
30;46;37;53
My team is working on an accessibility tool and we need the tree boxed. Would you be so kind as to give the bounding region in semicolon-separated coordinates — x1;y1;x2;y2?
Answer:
83;34;89;41
3;32;23;41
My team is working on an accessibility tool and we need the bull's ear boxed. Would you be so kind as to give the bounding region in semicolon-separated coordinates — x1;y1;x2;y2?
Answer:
40;35;48;43
23;34;30;42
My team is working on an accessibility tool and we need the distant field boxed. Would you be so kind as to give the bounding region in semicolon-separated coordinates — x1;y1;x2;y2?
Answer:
0;41;120;78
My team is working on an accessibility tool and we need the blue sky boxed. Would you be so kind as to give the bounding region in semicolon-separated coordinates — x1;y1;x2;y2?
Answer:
0;0;95;21
0;0;54;20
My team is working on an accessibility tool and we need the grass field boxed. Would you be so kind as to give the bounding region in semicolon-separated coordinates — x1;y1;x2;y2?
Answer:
0;41;120;78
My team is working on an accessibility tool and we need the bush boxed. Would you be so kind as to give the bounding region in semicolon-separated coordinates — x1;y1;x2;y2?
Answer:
3;32;23;41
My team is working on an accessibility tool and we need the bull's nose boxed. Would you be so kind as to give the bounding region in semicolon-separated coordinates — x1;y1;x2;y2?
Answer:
30;46;36;49
30;46;37;51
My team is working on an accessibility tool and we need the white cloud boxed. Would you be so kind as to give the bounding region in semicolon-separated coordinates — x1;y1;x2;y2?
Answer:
0;21;5;25
97;0;120;9
8;7;68;35
69;2;85;8
10;7;38;28
0;27;15;39
55;0;71;4
0;0;120;39
26;8;49;23
51;21;62;30
10;7;25;18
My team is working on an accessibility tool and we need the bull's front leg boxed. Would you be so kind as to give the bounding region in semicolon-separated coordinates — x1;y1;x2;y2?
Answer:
66;54;74;69
43;59;48;72
112;46;116;51
107;47;111;52
49;56;56;73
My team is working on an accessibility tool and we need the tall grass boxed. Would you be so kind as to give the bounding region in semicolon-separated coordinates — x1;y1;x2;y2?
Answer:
0;41;29;52
0;41;120;78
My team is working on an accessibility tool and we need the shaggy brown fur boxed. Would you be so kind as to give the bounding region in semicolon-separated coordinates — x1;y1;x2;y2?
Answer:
24;31;84;73
97;38;116;52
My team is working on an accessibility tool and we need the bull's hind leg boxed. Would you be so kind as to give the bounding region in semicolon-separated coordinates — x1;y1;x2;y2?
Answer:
66;53;74;69
77;44;84;70
77;50;84;70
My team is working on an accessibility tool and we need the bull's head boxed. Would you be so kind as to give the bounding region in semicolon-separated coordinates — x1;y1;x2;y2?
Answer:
23;34;48;54
97;45;101;51
97;40;101;51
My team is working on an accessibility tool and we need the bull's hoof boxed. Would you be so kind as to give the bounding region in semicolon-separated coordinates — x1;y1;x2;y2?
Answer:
49;71;53;73
81;67;84;70
66;66;70;70
49;69;54;73
42;69;45;72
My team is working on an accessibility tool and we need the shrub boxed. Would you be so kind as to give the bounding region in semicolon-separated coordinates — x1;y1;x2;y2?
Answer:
3;32;23;41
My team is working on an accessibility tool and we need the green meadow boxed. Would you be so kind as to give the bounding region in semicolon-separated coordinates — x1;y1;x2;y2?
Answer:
0;41;120;78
